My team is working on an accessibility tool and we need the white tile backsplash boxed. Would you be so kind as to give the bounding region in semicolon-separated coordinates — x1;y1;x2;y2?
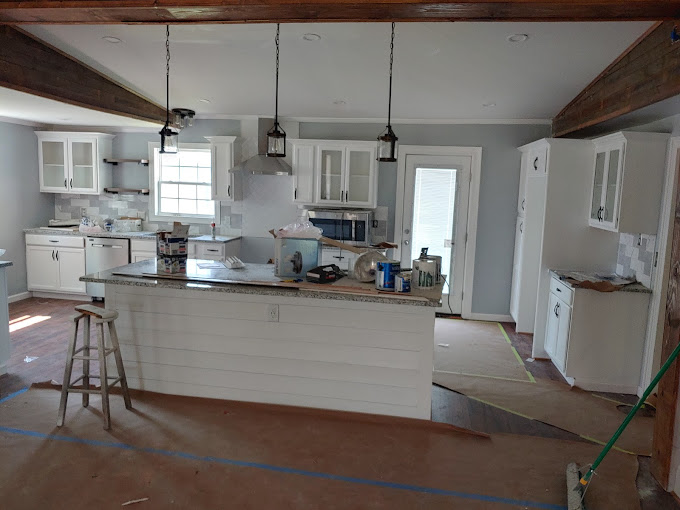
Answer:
617;232;656;288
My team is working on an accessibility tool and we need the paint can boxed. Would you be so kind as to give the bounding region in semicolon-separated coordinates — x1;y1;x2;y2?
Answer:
395;272;411;293
413;258;437;289
376;260;401;291
425;255;442;283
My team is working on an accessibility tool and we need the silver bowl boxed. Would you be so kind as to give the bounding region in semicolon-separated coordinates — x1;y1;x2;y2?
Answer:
353;250;389;282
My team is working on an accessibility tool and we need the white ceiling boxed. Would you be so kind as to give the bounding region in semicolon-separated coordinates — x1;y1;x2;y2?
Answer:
14;21;654;126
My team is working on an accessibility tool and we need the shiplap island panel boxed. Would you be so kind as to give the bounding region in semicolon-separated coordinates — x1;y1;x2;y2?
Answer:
83;260;439;419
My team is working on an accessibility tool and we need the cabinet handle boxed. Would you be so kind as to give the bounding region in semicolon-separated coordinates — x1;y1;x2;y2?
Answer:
294;188;297;200
70;178;73;189
56;250;59;261
554;302;560;317
207;249;219;252
332;255;345;260
64;178;67;189
519;222;523;234
521;198;525;211
48;240;59;243
533;157;539;170
341;190;344;202
52;250;55;261
227;184;231;197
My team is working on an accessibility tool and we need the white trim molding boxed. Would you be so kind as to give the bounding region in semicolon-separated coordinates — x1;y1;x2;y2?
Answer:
394;144;483;321
8;291;32;304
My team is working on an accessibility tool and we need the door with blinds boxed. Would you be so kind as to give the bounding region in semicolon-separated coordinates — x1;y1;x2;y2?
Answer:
399;154;471;314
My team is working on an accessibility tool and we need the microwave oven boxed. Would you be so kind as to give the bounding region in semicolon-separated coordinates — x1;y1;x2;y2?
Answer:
306;209;373;247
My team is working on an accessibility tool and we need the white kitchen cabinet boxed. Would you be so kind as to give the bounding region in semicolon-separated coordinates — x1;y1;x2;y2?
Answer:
191;240;242;262
131;239;156;263
588;131;669;233
288;141;315;204
511;139;620;353
36;132;114;194
544;274;650;393
517;152;528;216
206;136;241;202
315;142;377;208
25;235;87;295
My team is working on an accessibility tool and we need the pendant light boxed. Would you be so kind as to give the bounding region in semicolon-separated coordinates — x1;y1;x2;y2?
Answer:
159;25;178;154
267;23;286;158
377;22;398;162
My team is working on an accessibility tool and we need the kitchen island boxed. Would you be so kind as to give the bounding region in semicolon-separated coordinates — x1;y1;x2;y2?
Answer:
81;260;442;419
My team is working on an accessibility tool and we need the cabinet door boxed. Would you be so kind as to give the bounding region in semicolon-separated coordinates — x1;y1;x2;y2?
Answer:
39;138;69;193
291;143;315;203
26;246;59;291
57;248;86;293
211;140;236;202
68;138;98;193
601;146;623;229
344;145;376;207
517;152;528;216
509;217;524;320
545;292;560;359
590;151;606;223
554;299;571;373
132;252;156;263
529;148;547;175
316;146;344;204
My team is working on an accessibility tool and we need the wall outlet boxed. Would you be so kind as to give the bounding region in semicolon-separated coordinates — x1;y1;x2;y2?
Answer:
80;207;87;217
267;304;279;322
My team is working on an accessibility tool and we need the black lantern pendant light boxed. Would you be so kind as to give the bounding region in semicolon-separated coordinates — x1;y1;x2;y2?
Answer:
267;23;286;158
159;25;178;154
377;22;398;162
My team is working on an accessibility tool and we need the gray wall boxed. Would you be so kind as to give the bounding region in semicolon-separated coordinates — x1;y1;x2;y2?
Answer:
300;122;551;316
0;121;55;295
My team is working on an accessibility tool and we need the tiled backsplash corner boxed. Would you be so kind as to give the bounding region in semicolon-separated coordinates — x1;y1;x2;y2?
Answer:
370;206;389;244
617;232;656;288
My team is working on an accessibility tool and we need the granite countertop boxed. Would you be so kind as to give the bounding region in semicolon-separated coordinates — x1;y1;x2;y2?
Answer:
81;260;443;307
24;228;240;243
550;269;652;294
0;261;12;268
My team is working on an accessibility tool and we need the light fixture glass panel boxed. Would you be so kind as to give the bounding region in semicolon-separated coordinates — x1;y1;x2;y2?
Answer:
196;200;214;215
162;132;178;154
161;183;178;198
161;198;179;213
178;184;196;199
196;185;211;200
178;199;196;214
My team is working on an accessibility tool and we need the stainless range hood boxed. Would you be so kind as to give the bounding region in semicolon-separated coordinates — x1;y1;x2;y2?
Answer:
230;118;292;176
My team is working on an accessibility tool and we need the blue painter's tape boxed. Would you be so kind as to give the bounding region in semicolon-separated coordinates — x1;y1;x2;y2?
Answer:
0;424;566;510
0;387;29;404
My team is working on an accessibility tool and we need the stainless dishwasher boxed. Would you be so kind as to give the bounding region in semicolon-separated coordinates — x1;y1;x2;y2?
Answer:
86;237;130;299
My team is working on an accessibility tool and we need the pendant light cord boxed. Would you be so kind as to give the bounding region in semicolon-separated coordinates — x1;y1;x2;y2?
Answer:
165;25;171;125
274;23;280;125
387;22;395;128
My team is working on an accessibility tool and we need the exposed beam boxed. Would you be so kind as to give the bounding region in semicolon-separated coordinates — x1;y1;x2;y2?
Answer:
651;161;680;489
0;25;166;125
552;21;680;137
1;1;680;24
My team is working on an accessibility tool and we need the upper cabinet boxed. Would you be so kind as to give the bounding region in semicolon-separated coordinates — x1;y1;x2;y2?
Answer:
288;139;378;208
36;132;114;194
588;132;669;233
206;136;241;202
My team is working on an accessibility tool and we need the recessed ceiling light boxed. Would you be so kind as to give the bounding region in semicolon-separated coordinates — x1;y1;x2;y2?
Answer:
102;36;122;44
507;34;529;43
199;98;211;104
302;33;321;42
333;100;347;106
482;102;496;108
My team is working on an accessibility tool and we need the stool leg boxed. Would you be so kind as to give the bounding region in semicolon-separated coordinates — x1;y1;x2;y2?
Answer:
82;315;91;408
57;317;80;427
97;322;111;430
108;321;132;410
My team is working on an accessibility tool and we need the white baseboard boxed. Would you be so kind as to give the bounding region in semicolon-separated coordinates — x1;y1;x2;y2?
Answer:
463;313;514;323
32;291;90;302
575;379;639;395
8;291;32;304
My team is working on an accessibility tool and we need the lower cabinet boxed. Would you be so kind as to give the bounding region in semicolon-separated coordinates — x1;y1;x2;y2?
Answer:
193;240;241;261
26;235;86;295
544;274;650;393
131;239;156;263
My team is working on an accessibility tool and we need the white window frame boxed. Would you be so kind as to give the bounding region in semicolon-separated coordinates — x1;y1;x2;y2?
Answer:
148;142;220;225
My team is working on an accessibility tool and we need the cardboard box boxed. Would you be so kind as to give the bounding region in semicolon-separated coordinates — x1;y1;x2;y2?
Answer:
274;238;320;278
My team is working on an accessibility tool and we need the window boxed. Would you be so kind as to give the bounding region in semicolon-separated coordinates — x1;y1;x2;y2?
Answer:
149;143;219;224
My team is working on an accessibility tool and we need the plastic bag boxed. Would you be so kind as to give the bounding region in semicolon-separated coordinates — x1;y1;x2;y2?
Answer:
275;220;322;239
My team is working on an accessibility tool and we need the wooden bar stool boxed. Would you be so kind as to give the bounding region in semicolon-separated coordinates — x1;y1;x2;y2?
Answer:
57;304;132;429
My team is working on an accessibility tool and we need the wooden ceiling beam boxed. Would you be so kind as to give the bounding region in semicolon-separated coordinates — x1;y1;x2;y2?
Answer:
552;20;680;137
0;26;166;125
1;1;680;24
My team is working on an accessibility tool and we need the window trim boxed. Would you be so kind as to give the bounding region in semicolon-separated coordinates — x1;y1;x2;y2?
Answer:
148;141;220;225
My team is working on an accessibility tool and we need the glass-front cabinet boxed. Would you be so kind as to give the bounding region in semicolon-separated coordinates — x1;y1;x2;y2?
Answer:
588;139;624;231
36;132;113;194
313;141;377;208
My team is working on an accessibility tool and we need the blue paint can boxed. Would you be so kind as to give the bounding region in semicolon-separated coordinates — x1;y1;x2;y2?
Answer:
376;260;401;291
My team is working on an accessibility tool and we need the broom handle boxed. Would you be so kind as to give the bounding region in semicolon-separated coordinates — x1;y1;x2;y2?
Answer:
581;339;680;485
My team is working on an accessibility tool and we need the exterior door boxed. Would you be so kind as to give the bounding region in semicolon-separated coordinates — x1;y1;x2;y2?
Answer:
399;154;471;315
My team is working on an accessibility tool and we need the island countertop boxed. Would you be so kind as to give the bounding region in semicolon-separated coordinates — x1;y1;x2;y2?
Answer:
81;259;443;307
